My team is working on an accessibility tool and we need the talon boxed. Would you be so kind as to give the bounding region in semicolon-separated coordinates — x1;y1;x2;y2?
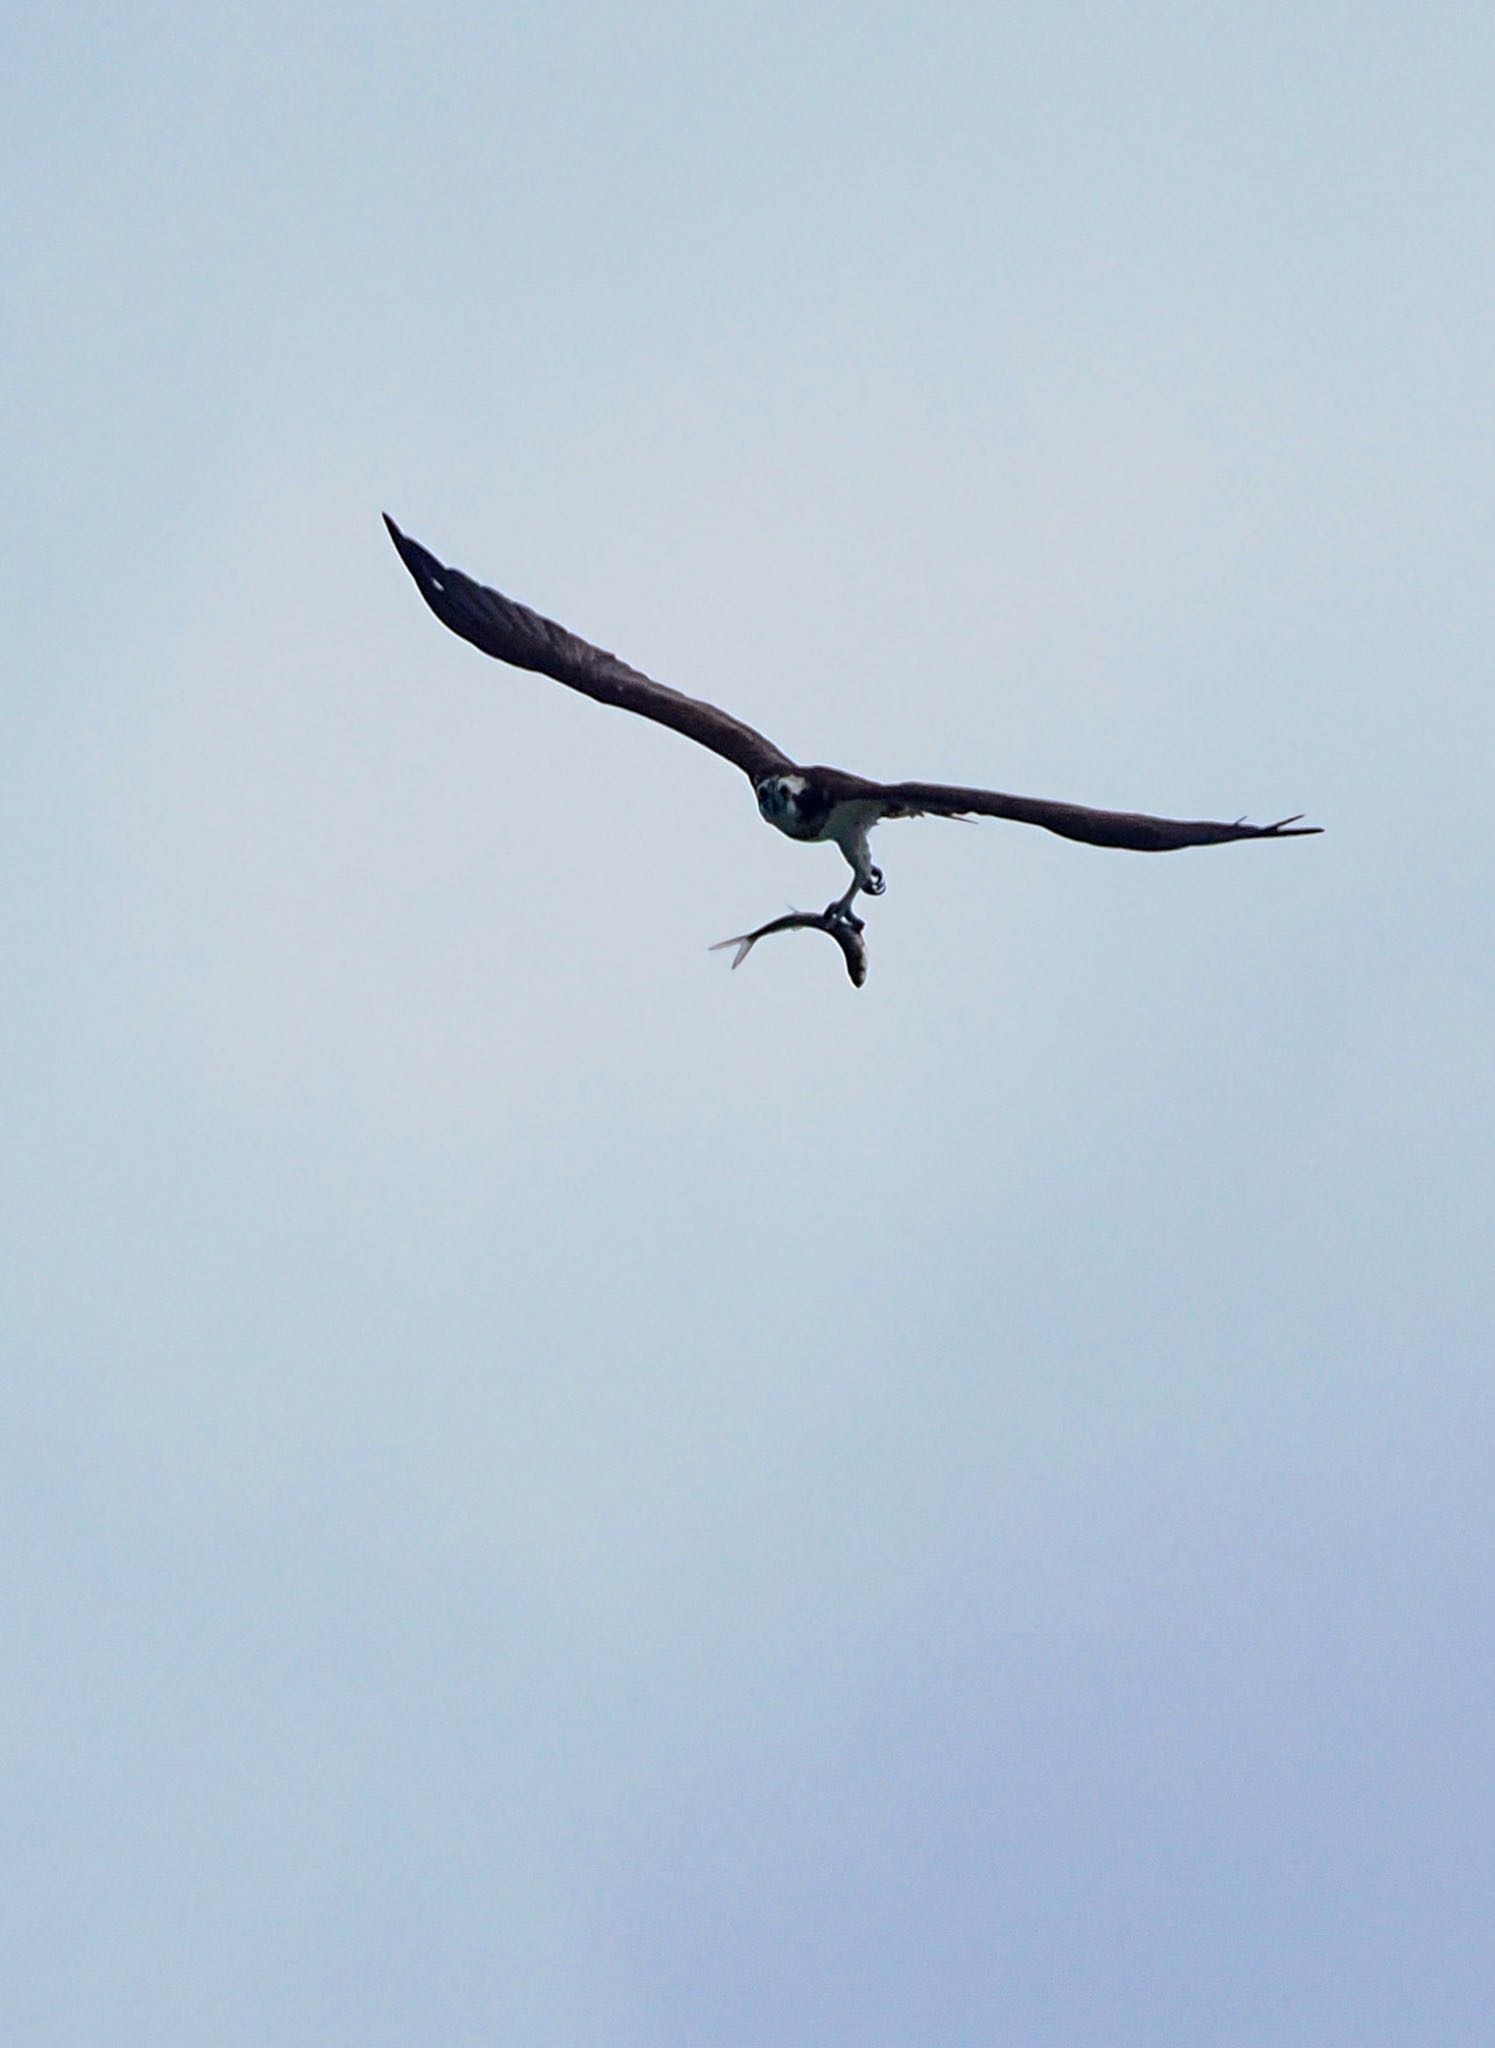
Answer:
865;867;886;896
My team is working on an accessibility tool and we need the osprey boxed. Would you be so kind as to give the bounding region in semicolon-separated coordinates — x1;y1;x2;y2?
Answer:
384;516;1320;961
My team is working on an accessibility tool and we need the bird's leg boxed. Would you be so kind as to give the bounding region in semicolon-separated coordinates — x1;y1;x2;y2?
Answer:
824;872;878;930
825;825;884;927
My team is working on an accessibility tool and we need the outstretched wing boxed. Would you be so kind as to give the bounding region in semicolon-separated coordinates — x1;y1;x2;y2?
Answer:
384;517;793;784
873;778;1322;851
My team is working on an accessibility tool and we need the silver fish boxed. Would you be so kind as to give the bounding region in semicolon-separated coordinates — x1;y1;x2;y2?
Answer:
710;907;869;987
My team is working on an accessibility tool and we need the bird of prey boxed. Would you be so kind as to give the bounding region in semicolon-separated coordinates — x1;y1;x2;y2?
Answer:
384;515;1320;951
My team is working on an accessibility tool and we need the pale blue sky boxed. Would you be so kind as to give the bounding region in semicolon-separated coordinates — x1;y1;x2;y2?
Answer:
5;4;1493;2042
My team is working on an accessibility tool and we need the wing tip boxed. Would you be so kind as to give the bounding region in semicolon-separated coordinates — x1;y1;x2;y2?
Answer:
382;512;438;588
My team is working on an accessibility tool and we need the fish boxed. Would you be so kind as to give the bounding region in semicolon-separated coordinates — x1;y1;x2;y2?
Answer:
710;907;869;987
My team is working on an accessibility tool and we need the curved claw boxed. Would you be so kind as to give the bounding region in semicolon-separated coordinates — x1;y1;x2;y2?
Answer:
824;902;865;933
864;866;887;897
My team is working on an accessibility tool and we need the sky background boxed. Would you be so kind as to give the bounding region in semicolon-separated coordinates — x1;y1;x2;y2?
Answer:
5;3;1493;2041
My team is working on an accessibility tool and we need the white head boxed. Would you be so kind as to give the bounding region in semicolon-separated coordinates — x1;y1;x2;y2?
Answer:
756;773;831;842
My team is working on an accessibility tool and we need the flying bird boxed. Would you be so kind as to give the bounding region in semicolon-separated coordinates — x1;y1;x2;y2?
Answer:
384;515;1320;952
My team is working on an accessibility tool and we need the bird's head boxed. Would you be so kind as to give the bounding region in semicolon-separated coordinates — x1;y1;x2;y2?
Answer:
756;773;827;841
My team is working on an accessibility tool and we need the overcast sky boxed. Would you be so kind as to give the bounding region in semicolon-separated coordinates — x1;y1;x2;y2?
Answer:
5;3;1493;2042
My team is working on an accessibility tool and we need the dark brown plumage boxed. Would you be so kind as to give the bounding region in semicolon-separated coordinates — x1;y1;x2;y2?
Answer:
383;516;791;785
384;514;1321;943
